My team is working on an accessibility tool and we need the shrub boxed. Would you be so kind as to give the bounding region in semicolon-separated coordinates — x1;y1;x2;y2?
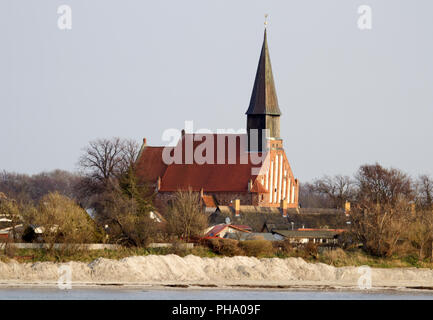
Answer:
272;240;293;255
207;239;243;257
297;242;319;260
239;240;274;257
321;248;347;266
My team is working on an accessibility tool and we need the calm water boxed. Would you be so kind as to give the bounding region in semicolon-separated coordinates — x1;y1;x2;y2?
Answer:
1;288;433;300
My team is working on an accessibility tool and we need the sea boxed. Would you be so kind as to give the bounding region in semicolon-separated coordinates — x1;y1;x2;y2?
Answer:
0;288;433;300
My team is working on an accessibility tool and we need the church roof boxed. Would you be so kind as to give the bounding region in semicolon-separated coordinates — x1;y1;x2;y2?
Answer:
158;134;263;192
135;146;167;183
245;29;282;116
136;134;270;193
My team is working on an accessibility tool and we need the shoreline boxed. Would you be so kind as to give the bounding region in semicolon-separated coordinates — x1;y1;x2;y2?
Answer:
1;282;433;294
2;254;433;293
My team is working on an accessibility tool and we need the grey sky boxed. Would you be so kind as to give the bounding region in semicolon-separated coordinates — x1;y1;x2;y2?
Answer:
1;0;432;182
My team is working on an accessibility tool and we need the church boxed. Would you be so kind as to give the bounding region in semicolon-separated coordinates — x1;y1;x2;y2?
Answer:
135;29;299;212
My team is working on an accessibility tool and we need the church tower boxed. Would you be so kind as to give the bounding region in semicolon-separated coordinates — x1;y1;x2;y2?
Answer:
246;29;282;152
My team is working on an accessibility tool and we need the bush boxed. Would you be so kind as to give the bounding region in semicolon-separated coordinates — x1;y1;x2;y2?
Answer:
297;242;319;260
272;240;294;255
321;248;347;265
239;240;274;257
207;239;243;257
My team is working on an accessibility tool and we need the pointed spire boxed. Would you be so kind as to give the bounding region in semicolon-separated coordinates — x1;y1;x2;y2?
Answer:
245;29;281;116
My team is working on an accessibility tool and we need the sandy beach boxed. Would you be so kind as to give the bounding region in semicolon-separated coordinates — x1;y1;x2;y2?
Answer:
1;255;433;291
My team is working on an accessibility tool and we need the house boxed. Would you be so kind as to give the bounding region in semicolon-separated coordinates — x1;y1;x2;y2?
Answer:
135;28;299;211
271;229;344;244
204;224;252;239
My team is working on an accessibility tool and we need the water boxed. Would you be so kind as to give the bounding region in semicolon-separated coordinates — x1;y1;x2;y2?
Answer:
1;288;433;300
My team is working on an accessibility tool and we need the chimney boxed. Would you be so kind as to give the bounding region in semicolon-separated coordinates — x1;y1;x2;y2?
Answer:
181;129;186;137
344;201;351;215
234;199;240;217
281;199;288;217
411;202;416;215
157;176;161;191
143;138;147;146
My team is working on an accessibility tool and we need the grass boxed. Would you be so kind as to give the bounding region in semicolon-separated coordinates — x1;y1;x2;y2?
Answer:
0;246;218;263
1;244;433;269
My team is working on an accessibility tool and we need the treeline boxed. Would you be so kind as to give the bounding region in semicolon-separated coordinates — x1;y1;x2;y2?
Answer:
300;164;433;259
299;164;432;211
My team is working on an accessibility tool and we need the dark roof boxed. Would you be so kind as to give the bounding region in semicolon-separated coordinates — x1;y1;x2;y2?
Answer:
216;205;282;215
245;29;281;116
272;229;341;239
225;232;277;241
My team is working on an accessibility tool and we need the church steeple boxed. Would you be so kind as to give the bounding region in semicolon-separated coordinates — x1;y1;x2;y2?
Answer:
246;29;281;116
246;28;282;152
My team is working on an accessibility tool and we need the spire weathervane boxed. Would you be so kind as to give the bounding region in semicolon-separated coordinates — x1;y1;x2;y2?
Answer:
264;14;269;28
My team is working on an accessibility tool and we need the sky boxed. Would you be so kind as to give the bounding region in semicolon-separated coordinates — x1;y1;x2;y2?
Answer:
0;0;432;182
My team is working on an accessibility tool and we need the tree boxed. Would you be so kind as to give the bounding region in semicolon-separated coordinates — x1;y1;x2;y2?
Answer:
0;170;82;204
27;192;99;252
97;189;158;247
299;182;334;208
407;210;433;259
416;174;433;210
313;175;355;208
165;190;208;240
355;163;413;205
0;195;21;241
78;137;139;187
350;199;412;257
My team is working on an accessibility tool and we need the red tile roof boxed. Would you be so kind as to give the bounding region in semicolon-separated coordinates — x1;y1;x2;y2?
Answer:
135;147;167;183
202;195;217;208
136;134;268;193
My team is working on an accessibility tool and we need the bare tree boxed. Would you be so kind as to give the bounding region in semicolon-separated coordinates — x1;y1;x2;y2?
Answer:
313;175;355;208
299;182;334;208
78;137;139;186
165;190;208;240
407;210;433;259
416;174;433;210
355;163;413;205
350;199;412;257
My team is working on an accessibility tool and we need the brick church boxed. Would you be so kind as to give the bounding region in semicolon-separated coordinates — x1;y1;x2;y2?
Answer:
136;29;299;211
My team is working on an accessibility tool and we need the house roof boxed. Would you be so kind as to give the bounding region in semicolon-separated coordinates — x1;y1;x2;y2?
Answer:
217;205;282;215
272;229;341;239
205;224;252;237
225;232;277;241
202;195;217;208
245;29;281;116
